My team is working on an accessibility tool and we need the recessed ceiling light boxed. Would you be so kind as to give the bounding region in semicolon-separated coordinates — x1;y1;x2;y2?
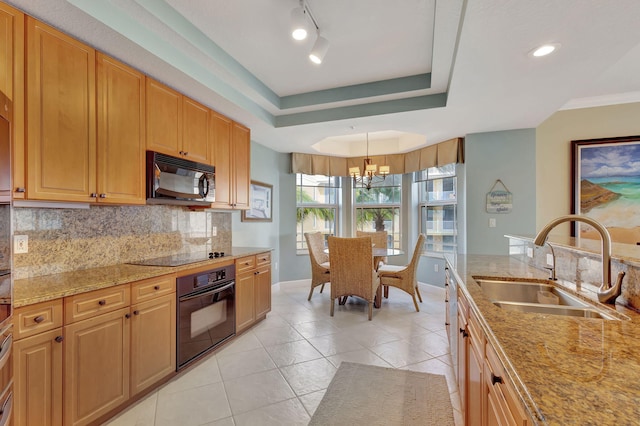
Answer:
531;43;560;57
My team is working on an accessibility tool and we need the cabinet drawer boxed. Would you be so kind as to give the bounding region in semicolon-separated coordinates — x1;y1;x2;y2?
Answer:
131;274;175;304
14;299;63;340
65;284;131;324
256;252;271;267
468;310;483;352
236;255;256;273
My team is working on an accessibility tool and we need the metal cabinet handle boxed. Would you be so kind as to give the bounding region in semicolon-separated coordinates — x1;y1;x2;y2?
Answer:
34;315;45;323
133;310;140;315
98;300;106;306
99;193;106;198
90;193;97;198
55;336;64;343
183;151;188;156
15;187;25;193
459;328;468;338
125;313;131;319
491;373;503;385
445;322;450;326
154;285;160;290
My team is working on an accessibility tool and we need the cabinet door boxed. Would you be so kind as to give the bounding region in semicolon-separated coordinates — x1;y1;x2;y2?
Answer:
232;122;250;209
468;339;483;426
210;111;232;208
96;53;146;204
182;97;209;163
0;2;25;198
254;264;271;319
64;307;130;426
146;78;181;157
26;17;96;202
130;293;176;396
236;270;255;333
13;328;64;426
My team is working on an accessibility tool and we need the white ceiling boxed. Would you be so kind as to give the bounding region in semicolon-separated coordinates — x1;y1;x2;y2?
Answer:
8;0;640;156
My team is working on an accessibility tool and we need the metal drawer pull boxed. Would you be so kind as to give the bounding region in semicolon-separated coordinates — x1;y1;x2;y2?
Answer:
55;336;63;343
154;285;160;290
34;315;45;323
133;310;140;315
491;373;503;385
98;300;106;306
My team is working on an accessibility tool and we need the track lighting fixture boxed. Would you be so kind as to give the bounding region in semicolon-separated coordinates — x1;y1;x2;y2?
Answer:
289;0;329;64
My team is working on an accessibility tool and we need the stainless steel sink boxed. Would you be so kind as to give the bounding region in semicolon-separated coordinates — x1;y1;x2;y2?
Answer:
473;278;622;320
493;301;617;319
474;279;589;307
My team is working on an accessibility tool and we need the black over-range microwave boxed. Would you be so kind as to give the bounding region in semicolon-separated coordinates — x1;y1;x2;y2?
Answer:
146;151;215;206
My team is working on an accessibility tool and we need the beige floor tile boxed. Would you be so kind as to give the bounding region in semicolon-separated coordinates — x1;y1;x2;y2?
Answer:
291;319;341;338
326;348;393;368
253;324;305;346
264;339;324;367
279;357;337;396
224;369;296;415
306;332;367;356
233;397;310;426
369;339;435;368
155;382;231;426
105;391;157;426
217;347;277;381
159;354;222;396
298;389;326;416
216;331;263;356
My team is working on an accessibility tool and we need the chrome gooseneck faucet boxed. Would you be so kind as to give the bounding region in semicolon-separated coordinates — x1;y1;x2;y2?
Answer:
533;214;625;304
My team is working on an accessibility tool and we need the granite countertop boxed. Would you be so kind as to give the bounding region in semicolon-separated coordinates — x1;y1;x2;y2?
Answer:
13;247;272;308
447;254;640;425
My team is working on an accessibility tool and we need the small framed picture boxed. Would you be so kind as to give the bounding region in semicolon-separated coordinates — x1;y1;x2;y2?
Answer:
241;181;273;222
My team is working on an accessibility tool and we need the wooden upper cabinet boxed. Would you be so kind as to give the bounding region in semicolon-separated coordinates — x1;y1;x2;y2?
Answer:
210;111;232;208
182;97;209;163
210;112;250;209
232;122;251;209
26;17;96;202
96;53;146;204
146;77;210;163
0;2;25;198
146;78;181;157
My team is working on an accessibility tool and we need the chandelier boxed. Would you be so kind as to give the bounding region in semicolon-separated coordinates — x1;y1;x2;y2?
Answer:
349;133;390;191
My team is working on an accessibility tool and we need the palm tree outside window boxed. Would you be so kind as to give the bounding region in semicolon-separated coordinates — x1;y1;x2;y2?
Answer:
296;174;339;251
354;174;402;249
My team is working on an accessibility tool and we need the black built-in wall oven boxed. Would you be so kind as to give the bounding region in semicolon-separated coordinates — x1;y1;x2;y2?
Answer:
177;263;236;369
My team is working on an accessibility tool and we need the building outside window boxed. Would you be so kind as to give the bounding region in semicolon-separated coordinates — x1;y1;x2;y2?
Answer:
353;174;402;249
296;174;339;251
418;164;457;253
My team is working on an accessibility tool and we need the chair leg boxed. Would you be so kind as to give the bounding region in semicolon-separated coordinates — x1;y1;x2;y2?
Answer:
308;285;315;301
330;298;335;316
368;301;373;320
411;293;420;312
320;283;325;293
415;285;423;303
384;285;389;298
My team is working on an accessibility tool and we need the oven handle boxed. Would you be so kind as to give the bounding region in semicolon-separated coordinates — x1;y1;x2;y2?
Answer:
0;333;11;373
179;281;235;302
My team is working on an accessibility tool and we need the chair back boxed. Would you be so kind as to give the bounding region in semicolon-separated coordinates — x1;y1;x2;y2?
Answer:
305;232;329;265
327;236;377;300
356;230;388;249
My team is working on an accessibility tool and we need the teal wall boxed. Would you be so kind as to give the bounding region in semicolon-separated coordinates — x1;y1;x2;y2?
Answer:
464;129;537;255
232;142;289;283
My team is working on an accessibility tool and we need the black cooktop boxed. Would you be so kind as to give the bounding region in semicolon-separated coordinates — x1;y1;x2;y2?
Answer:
127;252;226;267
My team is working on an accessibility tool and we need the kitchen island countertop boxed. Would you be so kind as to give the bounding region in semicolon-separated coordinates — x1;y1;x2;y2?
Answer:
448;253;640;425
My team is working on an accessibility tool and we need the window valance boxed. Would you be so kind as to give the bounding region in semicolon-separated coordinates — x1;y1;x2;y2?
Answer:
291;137;464;176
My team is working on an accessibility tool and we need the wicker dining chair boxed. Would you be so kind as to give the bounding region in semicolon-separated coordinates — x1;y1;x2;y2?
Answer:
304;232;331;301
327;236;380;320
356;230;388;269
377;233;426;312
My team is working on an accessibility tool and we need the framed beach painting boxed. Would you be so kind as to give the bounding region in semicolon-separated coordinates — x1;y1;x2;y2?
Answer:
242;181;273;222
571;136;640;244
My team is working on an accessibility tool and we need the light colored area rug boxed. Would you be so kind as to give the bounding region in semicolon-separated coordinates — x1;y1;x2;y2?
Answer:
309;362;455;426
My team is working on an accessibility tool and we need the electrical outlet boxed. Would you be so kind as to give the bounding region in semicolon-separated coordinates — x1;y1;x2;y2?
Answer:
275;262;278;270
489;218;496;228
527;247;533;258
546;253;554;266
212;226;217;236
14;235;28;254
434;263;439;272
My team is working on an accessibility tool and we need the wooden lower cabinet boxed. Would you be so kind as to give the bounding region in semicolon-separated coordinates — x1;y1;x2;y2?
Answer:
130;292;176;396
235;252;272;333
13;327;63;426
456;289;529;426
64;307;131;426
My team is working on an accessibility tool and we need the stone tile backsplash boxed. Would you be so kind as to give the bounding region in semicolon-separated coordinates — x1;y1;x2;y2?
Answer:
12;205;232;279
0;205;9;271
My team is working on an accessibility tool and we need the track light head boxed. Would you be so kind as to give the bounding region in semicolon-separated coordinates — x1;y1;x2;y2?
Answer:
309;34;329;64
291;6;308;40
